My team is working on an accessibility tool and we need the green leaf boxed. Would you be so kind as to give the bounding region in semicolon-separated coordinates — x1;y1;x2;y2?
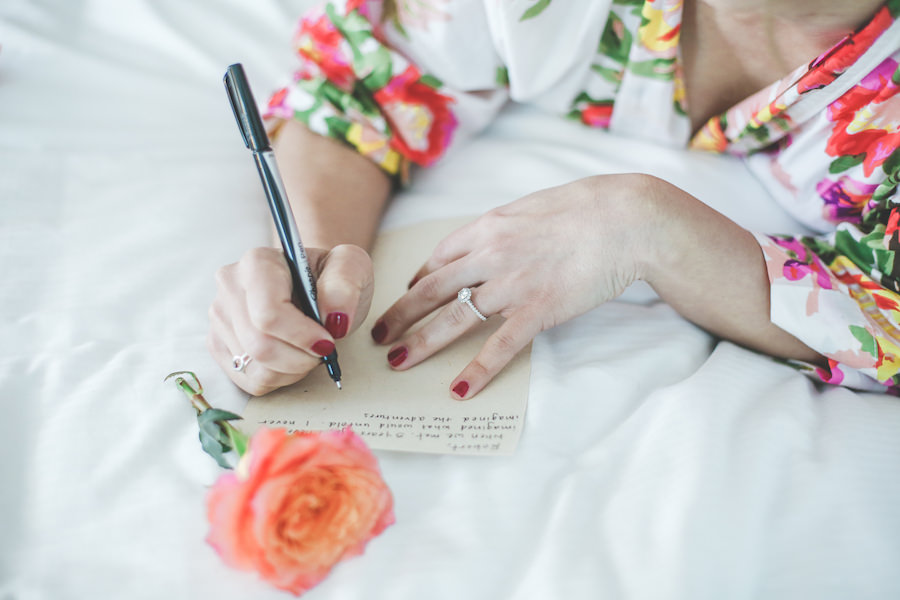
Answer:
495;66;509;86
324;116;351;140
591;64;624;84
418;74;443;89
834;228;875;269
198;408;243;423
850;325;877;357
628;58;675;79
828;153;866;174
360;52;393;90
888;0;900;18
883;148;900;177
520;0;550;21
228;427;249;457
199;430;233;469
875;247;895;276
599;13;631;63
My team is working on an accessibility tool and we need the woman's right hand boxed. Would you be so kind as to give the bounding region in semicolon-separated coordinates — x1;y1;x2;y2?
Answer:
207;244;374;396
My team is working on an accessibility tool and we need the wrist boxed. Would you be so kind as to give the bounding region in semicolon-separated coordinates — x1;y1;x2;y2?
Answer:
586;173;672;286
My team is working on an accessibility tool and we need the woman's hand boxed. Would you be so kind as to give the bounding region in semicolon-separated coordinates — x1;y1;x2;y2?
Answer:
371;174;660;399
208;244;374;396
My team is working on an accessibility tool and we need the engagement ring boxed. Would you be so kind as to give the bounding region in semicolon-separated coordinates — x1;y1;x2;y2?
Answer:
457;287;487;321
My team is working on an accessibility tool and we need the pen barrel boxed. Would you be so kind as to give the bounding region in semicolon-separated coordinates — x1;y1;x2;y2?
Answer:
255;151;323;324
290;269;320;323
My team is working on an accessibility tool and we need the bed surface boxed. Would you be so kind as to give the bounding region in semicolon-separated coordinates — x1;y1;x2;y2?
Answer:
2;1;900;598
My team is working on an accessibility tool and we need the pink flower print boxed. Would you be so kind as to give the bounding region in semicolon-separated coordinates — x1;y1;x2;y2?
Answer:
816;175;879;224
264;87;294;120
782;256;832;290
815;359;845;385
772;236;810;261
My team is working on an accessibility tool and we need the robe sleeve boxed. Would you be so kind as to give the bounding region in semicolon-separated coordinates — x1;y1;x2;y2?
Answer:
263;0;509;183
754;169;900;394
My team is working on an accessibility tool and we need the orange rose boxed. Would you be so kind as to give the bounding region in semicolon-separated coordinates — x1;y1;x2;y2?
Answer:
206;427;395;596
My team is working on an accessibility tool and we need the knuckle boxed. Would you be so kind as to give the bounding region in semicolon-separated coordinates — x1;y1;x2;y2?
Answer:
488;329;519;356
431;239;454;264
255;369;283;391
249;304;281;334
408;328;429;351
467;357;492;379
243;378;274;397
214;264;234;290
417;274;443;303
244;334;277;364
446;300;470;328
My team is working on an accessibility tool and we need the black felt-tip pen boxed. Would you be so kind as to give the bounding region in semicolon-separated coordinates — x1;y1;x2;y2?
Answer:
224;62;342;389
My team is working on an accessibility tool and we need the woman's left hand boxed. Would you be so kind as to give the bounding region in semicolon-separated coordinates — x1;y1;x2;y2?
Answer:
370;173;661;399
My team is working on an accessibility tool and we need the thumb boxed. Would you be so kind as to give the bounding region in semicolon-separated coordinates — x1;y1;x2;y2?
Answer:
312;244;375;339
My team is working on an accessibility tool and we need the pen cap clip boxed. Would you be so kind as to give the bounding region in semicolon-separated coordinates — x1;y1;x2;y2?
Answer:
224;63;271;152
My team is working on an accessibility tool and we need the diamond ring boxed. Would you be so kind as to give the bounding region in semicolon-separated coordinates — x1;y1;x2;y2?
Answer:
457;287;487;321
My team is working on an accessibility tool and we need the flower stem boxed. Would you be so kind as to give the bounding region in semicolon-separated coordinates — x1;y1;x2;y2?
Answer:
165;371;251;467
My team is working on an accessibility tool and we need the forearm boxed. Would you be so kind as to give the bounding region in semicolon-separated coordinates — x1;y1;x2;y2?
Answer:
639;176;825;365
272;119;392;251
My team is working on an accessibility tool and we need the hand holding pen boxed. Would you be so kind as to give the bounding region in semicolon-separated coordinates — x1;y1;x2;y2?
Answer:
216;63;347;391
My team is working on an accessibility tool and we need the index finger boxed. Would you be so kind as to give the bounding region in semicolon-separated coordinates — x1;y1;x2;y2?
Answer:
239;249;331;348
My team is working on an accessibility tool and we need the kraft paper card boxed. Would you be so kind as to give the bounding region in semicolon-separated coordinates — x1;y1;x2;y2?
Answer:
239;217;532;456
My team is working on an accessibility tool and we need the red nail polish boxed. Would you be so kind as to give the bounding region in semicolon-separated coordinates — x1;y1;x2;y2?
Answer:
371;320;388;344
387;346;407;367
452;381;469;398
312;340;335;357
325;312;348;339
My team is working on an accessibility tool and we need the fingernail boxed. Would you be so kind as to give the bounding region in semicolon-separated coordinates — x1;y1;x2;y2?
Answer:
387;346;408;367
371;320;388;344
452;381;469;398
407;275;419;290
325;312;348;339
312;339;335;357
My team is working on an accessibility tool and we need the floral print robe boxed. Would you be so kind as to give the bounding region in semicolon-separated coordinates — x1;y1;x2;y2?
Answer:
265;0;900;394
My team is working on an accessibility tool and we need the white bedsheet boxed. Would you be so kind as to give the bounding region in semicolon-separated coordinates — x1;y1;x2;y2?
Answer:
2;1;900;598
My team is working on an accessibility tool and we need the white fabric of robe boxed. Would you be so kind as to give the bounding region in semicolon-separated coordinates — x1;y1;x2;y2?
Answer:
1;1;899;599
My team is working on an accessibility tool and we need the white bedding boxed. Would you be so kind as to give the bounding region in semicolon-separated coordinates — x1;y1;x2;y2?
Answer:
2;1;900;598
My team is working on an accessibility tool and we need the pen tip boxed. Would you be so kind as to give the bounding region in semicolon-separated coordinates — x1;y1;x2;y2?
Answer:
335;380;342;390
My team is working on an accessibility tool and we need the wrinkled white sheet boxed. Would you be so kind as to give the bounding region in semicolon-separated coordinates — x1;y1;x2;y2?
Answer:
2;1;900;599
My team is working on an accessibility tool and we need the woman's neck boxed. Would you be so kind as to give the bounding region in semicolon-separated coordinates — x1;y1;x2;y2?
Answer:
701;0;886;37
680;0;887;135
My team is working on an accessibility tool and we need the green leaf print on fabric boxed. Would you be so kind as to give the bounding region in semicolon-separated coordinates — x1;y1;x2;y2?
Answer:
324;115;351;139
850;325;878;357
628;57;675;79
872;150;900;205
833;226;897;281
520;0;550;21
828;153;867;174
599;12;632;64
889;0;900;19
327;4;394;91
591;64;624;84
883;149;900;178
496;66;510;86
419;74;444;90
